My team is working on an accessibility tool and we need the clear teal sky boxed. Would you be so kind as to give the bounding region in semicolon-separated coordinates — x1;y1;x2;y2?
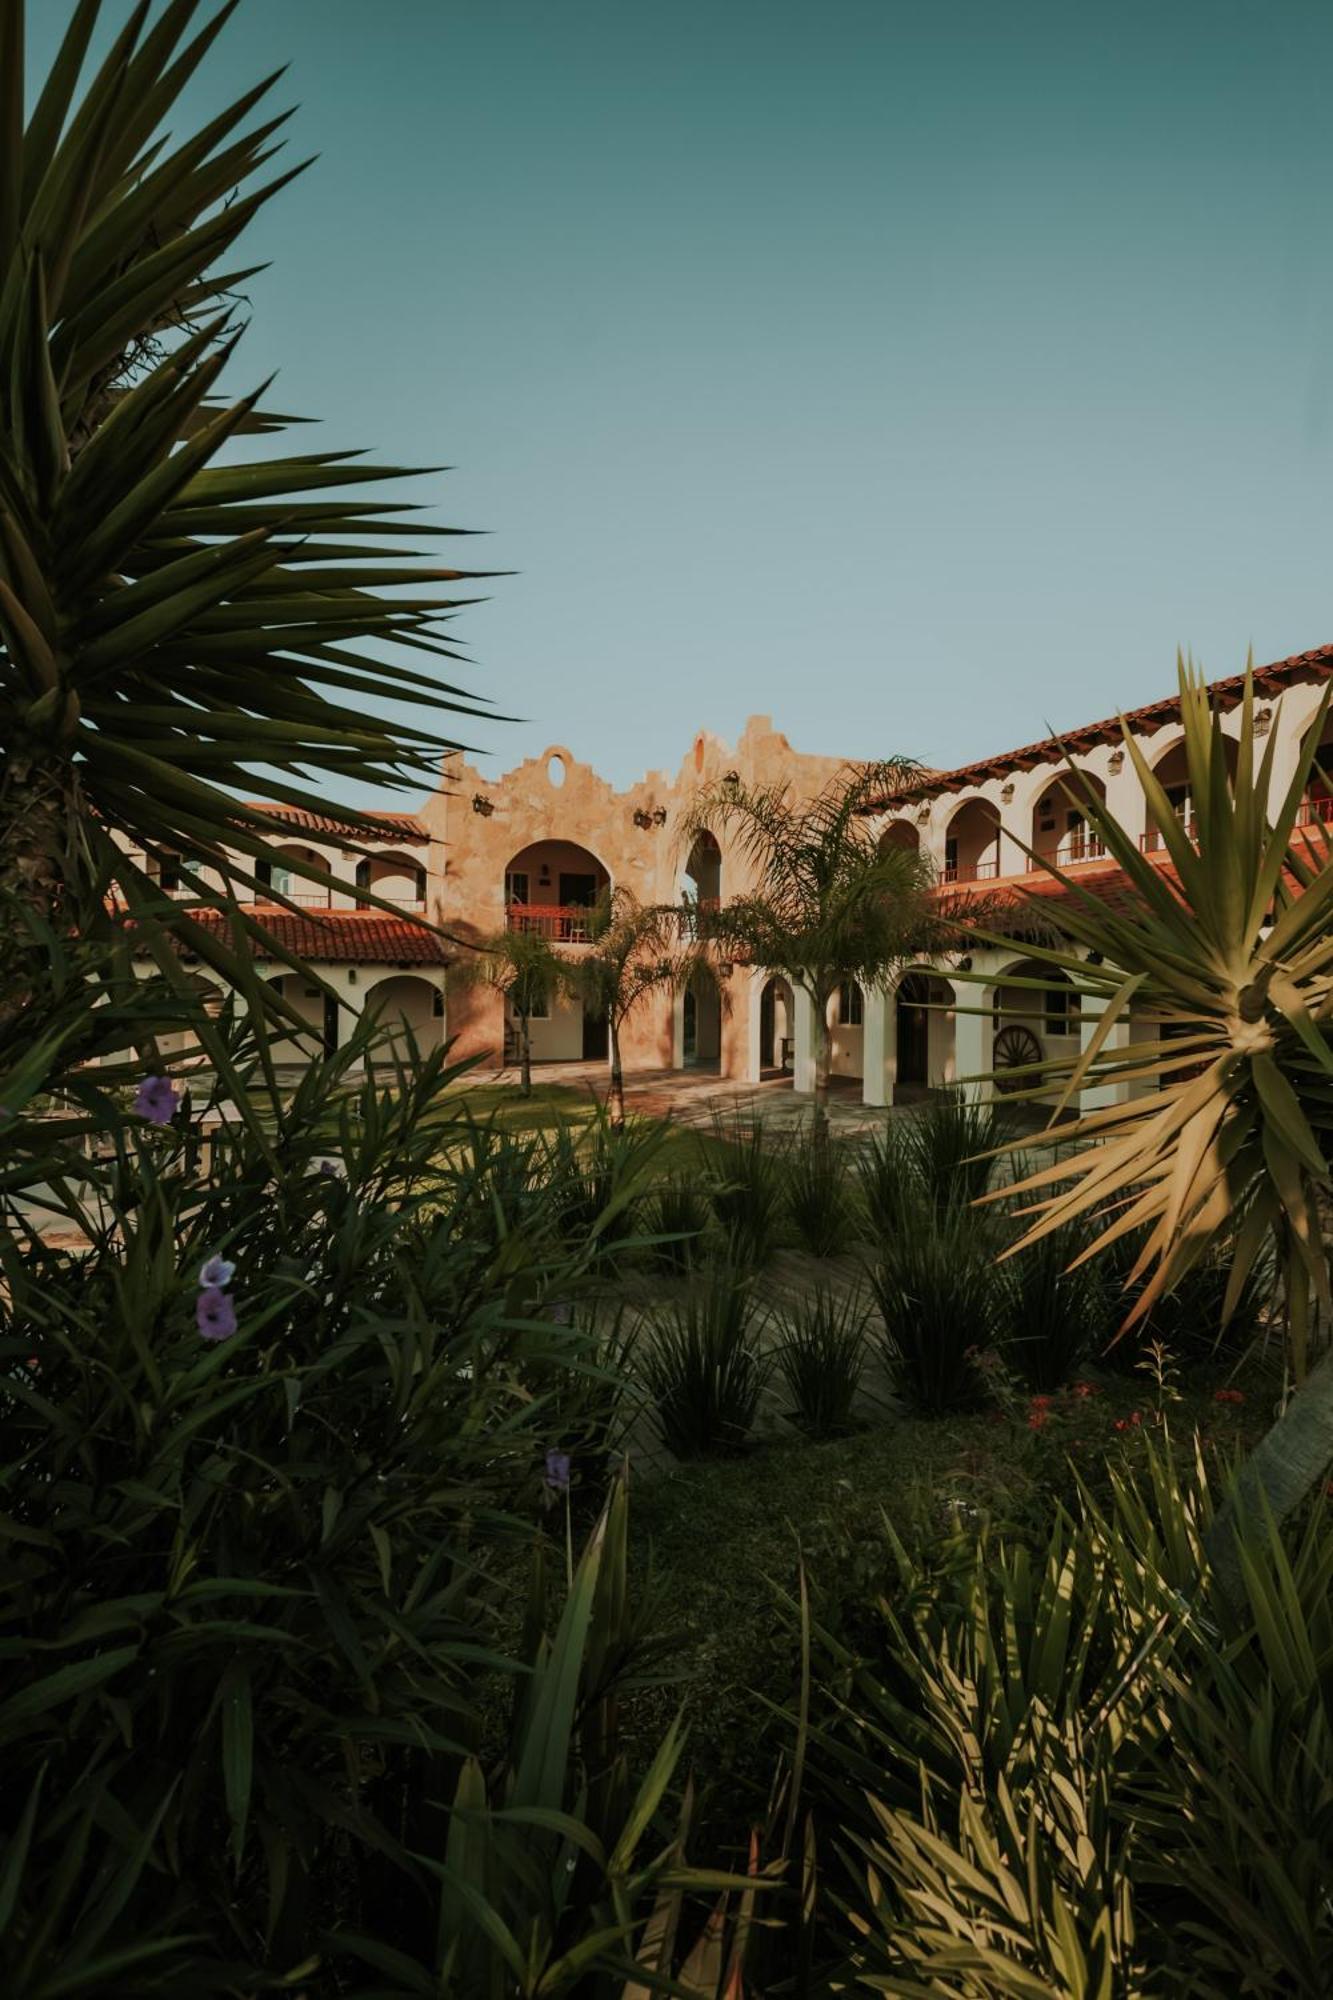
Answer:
31;1;1333;789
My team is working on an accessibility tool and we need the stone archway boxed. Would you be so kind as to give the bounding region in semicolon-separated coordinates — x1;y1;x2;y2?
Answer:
363;974;445;1061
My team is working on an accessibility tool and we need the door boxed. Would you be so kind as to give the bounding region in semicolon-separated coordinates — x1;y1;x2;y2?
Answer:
322;992;339;1058
896;978;929;1087
582;1006;608;1061
760;981;775;1069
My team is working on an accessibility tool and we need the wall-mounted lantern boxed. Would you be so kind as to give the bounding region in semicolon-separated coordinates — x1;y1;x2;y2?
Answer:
915;802;931;823
1107;750;1125;775
472;793;494;816
1000;781;1015;804
632;807;652;828
1254;705;1272;736
717;960;734;980
651;806;667;826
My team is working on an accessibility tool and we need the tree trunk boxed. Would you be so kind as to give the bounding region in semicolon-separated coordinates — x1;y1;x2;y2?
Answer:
608;1021;625;1128
1205;1344;1333;1607
811;997;831;1147
520;1011;532;1097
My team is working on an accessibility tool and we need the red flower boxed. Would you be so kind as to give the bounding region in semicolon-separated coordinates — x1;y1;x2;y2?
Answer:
1030;1394;1053;1409
1213;1388;1245;1405
1071;1381;1097;1398
1114;1411;1143;1433
1028;1411;1050;1429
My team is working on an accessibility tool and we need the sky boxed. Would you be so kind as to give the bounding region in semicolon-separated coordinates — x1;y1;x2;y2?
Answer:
29;0;1333;795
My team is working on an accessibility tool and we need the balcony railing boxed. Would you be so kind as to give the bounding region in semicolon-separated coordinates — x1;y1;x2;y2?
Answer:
1054;834;1107;866
506;902;596;942
1294;794;1333;829
941;856;1000;884
1139;820;1195;854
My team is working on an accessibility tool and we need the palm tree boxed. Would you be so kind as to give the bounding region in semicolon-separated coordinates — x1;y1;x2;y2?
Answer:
973;662;1333;1558
680;760;936;1140
0;1;488;1012
451;926;567;1097
564;888;704;1127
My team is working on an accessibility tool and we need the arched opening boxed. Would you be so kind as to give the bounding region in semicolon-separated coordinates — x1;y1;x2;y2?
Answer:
991;957;1080;1099
894;970;954;1098
827;978;864;1081
354;848;427;909
1029;770;1107;867
364;974;445;1060
759;975;794;1077
682;969;722;1071
879;820;920;857
258;843;330;907
1143;734;1239;853
943;799;1001;883
684;828;722;905
504;839;610;943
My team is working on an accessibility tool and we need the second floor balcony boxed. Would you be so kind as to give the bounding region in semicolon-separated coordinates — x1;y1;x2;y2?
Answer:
506;902;597;942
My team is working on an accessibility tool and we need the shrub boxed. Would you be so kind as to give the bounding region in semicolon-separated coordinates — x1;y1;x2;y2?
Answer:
867;1208;998;1413
1096;1229;1278;1374
786;1130;856;1256
528;1303;640;1497
854;1123;917;1237
707;1109;789;1268
641;1266;771;1457
0;1020;671;1989
543;1110;666;1268
775;1285;872;1437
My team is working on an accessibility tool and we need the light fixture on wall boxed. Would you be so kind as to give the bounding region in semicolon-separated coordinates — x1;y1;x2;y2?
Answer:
538;863;551;884
1254;705;1272;736
1108;749;1125;775
348;969;358;985
472;793;494;816
1000;781;1015;804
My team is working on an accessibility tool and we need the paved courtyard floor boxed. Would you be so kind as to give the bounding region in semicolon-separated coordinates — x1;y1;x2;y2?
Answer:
469;1060;901;1137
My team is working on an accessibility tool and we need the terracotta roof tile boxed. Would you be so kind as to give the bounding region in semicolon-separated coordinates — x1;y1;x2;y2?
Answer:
194;908;450;965
241;801;429;843
870;643;1333;807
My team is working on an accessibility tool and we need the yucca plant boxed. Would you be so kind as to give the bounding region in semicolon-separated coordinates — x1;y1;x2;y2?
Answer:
645;1172;711;1274
0;0;487;1017
640;1266;771;1458
968;663;1333;1552
854;1122;917;1237
775;1283;872;1437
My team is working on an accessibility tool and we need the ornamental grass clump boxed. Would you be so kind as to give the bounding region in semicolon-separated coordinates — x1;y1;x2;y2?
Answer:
868;1206;1000;1413
646;1173;711;1274
775;1283;872;1437
707;1107;788;1268
785;1126;856;1257
997;1216;1113;1393
641;1266;771;1457
899;1087;1009;1212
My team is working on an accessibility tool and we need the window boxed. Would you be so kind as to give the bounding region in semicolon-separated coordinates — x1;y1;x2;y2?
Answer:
1045;983;1081;1036
432;988;445;1019
158;853;181;893
528;983;549;1021
838;982;863;1026
505;870;529;906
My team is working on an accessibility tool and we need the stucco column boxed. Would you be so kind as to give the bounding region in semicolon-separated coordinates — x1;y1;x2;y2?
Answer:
1078;993;1132;1111
861;984;896;1107
737;967;765;1084
951;981;993;1102
332;965;366;1060
791;984;817;1095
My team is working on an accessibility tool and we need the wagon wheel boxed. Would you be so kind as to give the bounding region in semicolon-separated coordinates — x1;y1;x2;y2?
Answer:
992;1023;1043;1093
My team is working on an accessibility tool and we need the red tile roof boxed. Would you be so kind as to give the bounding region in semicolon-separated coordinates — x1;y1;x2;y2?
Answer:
870;644;1333;807
241;801;429;843
195;908;450;965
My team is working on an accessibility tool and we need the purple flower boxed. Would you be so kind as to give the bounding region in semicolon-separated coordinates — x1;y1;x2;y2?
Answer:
544;1448;571;1493
196;1287;238;1343
317;1159;341;1180
198;1254;235;1290
134;1076;178;1126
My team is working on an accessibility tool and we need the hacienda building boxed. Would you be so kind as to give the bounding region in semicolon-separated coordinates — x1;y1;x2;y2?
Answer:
137;644;1333;1108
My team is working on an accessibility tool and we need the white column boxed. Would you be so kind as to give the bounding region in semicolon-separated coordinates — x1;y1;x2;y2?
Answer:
951;980;993;1103
739;968;765;1084
1079;994;1132;1111
792;984;817;1095
861;985;896;1107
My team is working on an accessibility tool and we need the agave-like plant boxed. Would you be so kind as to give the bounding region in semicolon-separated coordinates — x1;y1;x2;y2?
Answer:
966;663;1333;1542
0;0;489;1006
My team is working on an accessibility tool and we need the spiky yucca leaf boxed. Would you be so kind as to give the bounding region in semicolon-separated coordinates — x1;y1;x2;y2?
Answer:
0;0;492;990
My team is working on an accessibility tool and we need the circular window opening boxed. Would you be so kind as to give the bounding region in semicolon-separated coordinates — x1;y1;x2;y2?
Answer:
547;753;566;789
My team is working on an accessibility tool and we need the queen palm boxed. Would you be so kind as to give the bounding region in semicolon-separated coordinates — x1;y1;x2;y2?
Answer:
564;888;704;1127
680;760;936;1141
451;925;568;1098
0;0;487;1011
976;662;1333;1554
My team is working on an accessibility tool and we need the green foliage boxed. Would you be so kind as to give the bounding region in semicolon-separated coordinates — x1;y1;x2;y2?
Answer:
706;1106;789;1268
785;1127;856;1256
900;1088;1009;1211
855;1122;917;1237
793;1440;1333;1997
544;1109;666;1270
775;1284;872;1438
640;1267;771;1459
868;1208;998;1414
0;1008;688;1990
1094;1227;1277;1374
